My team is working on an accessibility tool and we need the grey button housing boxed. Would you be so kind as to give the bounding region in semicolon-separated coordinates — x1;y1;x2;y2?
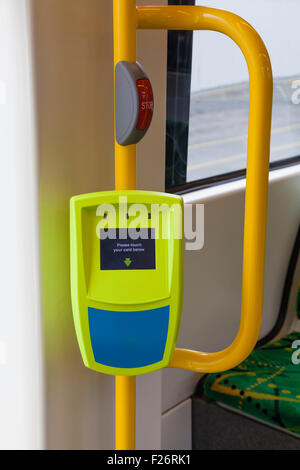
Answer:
115;61;153;146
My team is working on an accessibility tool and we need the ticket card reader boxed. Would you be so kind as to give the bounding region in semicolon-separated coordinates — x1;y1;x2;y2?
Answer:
70;190;184;376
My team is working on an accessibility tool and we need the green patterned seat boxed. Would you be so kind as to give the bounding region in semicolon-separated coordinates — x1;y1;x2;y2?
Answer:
203;225;300;438
203;329;300;435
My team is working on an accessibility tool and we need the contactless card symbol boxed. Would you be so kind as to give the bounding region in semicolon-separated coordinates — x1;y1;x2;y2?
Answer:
124;258;132;267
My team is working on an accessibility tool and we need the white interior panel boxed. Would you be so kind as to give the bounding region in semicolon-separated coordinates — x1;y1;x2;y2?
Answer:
162;399;192;450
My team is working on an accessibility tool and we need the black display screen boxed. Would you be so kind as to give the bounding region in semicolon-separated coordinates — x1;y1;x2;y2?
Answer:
100;228;156;270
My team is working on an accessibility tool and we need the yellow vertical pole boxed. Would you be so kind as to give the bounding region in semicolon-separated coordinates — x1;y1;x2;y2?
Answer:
115;376;136;450
113;0;137;191
113;0;137;451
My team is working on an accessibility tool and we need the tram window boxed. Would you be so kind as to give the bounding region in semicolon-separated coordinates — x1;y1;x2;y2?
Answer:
166;0;300;192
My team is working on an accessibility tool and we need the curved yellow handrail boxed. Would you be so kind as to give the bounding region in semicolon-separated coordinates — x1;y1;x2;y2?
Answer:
137;5;273;373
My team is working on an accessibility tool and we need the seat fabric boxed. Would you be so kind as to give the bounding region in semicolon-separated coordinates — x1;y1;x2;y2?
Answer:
204;332;300;435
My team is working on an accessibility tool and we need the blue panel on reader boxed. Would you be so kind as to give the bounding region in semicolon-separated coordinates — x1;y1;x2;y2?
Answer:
88;306;170;368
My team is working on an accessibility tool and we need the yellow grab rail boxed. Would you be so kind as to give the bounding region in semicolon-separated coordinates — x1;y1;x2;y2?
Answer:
113;2;273;449
115;375;136;450
114;0;137;451
136;5;273;373
114;0;137;190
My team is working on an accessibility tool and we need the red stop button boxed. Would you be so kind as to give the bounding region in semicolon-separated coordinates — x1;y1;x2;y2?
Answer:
136;79;154;131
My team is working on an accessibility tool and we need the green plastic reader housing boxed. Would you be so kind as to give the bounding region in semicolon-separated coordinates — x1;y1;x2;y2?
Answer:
70;190;184;376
